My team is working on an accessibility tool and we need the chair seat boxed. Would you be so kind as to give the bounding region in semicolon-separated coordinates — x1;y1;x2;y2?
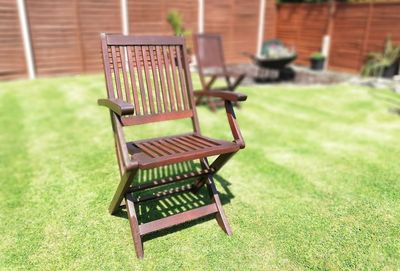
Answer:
127;133;240;169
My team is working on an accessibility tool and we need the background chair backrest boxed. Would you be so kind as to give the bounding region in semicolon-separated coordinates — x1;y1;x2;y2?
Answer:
194;33;227;72
101;34;198;127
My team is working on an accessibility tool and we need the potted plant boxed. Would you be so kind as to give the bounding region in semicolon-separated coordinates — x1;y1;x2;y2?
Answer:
361;36;400;78
309;52;325;71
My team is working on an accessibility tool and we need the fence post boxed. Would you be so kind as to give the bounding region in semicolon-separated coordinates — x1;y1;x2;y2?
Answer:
257;0;266;56
324;0;336;70
121;0;129;35
198;0;204;33
17;0;35;79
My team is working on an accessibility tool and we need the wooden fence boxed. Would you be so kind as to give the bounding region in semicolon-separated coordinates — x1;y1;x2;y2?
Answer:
205;0;260;63
0;0;27;80
1;0;270;80
276;2;400;73
3;1;400;80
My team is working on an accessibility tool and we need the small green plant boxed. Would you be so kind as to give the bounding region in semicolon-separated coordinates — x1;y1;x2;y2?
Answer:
361;36;400;77
310;51;325;60
166;10;186;36
166;10;192;54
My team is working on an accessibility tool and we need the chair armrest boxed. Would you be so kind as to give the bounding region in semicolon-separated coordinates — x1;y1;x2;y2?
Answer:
98;98;134;116
224;100;245;148
194;90;247;102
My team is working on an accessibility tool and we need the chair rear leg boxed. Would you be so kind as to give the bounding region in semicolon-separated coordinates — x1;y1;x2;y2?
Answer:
125;193;144;259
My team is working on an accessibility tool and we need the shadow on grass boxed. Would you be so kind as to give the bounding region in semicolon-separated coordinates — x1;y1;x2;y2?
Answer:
113;161;234;242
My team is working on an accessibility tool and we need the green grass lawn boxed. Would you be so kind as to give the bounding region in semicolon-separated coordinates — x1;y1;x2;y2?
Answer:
1;74;400;270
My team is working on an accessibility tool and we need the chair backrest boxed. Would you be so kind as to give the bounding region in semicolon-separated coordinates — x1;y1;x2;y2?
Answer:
193;33;227;73
101;34;199;128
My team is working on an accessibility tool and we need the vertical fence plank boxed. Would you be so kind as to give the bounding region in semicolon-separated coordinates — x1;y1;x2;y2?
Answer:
0;0;28;80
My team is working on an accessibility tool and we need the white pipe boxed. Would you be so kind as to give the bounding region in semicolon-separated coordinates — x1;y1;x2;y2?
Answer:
256;0;266;57
121;0;129;35
198;0;204;33
17;0;35;79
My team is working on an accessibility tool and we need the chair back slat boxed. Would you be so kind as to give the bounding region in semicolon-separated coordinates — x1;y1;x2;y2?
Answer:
101;34;196;125
141;46;156;114
155;45;170;112
175;45;190;111
169;46;183;111
127;46;141;110
148;46;162;113
134;46;148;115
119;46;132;103
110;46;123;99
162;45;176;112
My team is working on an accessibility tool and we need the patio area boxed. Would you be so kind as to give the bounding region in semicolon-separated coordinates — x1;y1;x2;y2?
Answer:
1;74;399;270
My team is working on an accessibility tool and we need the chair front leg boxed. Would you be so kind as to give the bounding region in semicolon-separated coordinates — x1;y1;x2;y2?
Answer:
192;157;233;235
206;174;232;235
109;168;138;214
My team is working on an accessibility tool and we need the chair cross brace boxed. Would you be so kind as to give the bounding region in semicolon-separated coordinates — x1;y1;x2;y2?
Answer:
121;155;234;259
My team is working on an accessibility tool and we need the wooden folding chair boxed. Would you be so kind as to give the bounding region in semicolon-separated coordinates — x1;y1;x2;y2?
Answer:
97;34;247;259
193;33;246;110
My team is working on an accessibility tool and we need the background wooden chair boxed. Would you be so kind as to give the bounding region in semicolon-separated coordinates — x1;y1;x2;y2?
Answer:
193;33;246;110
97;33;247;259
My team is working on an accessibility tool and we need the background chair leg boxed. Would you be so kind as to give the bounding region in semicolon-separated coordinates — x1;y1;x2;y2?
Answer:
126;193;144;259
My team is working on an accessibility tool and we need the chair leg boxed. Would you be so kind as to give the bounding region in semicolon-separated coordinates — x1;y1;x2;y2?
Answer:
206;175;232;236
125;193;144;259
109;169;138;214
192;157;233;235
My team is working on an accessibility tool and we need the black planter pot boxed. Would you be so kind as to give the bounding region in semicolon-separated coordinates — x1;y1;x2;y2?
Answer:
310;58;325;71
382;60;399;78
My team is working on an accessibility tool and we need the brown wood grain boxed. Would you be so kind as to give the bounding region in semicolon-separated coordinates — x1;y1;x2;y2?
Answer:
204;0;259;64
276;3;400;72
0;0;27;80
